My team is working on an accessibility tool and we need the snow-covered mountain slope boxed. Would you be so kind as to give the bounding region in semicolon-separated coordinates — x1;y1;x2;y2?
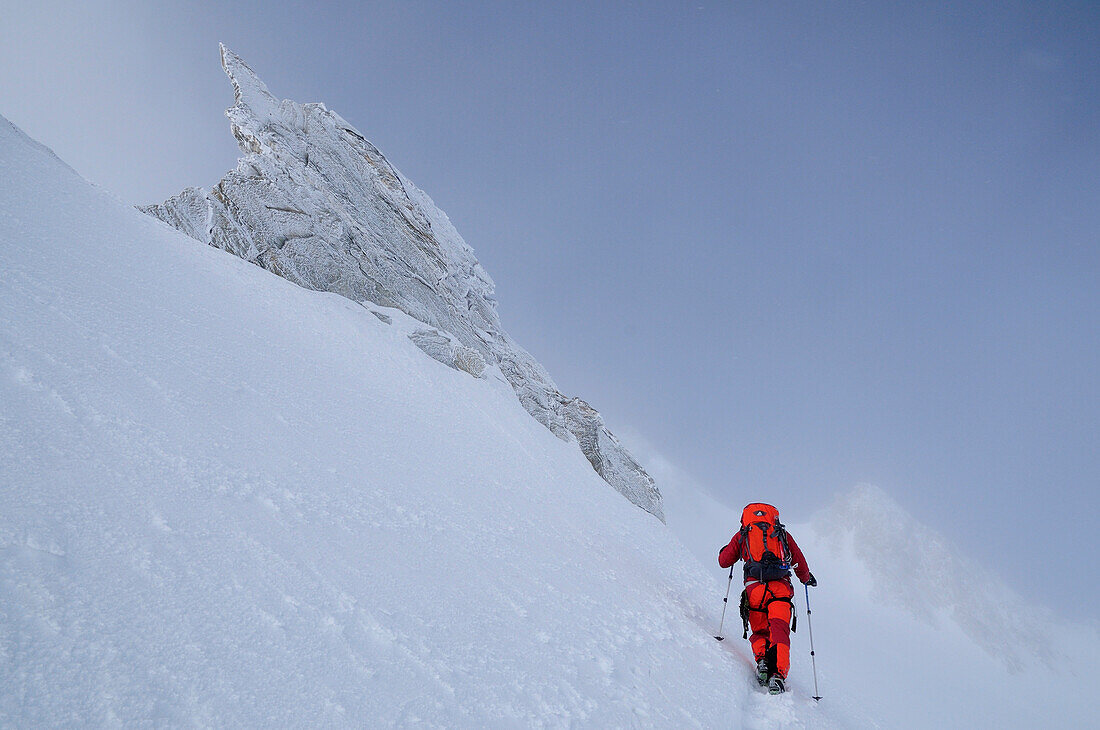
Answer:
0;115;867;727
2;108;1095;727
141;45;662;522
649;447;1100;728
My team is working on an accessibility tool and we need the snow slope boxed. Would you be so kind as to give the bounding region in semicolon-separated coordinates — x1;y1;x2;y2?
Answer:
3;112;1096;726
0;116;861;726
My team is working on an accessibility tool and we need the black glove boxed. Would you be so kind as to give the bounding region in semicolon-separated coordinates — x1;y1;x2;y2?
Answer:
805;573;817;587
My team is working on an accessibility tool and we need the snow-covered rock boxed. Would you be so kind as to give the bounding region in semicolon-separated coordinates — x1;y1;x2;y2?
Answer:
408;326;488;379
142;45;663;521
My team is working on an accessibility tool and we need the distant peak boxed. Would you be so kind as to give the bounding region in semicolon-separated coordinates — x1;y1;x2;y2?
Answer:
821;483;912;535
842;482;901;515
218;43;276;110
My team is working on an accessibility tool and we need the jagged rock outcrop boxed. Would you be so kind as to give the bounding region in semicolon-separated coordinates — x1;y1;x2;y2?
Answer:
143;45;663;521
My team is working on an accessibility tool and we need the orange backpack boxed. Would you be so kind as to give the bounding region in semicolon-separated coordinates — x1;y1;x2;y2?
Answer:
739;502;792;581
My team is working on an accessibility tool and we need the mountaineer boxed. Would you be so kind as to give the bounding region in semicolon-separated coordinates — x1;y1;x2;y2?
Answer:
719;502;817;694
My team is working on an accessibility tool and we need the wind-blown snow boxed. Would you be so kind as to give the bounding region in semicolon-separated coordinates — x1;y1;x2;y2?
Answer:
141;45;663;522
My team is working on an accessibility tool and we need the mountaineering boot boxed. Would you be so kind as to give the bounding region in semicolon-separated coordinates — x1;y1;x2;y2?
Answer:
768;674;786;695
755;658;769;686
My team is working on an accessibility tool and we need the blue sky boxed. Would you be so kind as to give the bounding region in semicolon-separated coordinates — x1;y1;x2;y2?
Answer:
2;1;1097;618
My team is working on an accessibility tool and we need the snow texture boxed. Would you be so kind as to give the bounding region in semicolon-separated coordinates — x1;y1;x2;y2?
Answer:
142;45;663;522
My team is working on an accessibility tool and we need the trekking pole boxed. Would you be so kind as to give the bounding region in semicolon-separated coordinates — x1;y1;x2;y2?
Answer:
715;566;734;640
804;583;822;701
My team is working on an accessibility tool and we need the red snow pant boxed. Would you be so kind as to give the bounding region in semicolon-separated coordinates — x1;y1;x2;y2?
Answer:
744;579;794;678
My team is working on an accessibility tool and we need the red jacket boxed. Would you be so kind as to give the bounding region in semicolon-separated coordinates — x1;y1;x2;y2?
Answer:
719;530;812;585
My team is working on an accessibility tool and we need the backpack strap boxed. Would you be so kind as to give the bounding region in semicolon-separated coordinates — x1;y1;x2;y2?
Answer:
773;522;796;632
774;521;792;563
